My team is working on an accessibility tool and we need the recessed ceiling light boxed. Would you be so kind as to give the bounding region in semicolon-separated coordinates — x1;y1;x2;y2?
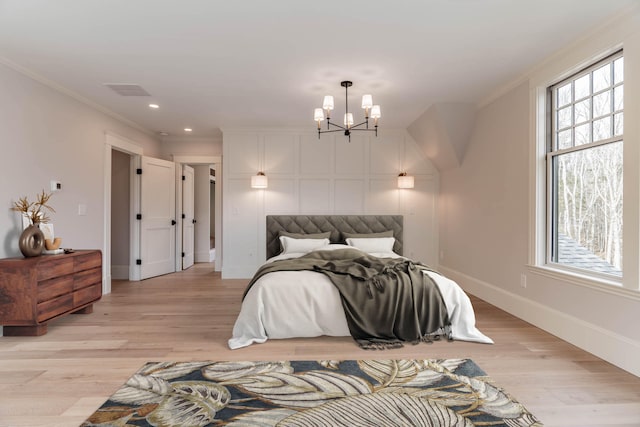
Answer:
149;103;159;109
184;128;192;132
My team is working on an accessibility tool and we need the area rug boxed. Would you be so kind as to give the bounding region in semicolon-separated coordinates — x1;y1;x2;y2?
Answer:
81;359;542;426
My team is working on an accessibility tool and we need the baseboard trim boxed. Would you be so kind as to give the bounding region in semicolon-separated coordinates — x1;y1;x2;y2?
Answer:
439;266;640;377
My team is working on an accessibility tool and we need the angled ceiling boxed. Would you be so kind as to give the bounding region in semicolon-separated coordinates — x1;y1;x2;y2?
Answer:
0;0;635;138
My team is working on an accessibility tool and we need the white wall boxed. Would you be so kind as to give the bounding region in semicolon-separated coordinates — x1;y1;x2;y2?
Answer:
221;129;439;278
160;136;222;158
440;81;529;293
0;61;162;260
438;9;640;376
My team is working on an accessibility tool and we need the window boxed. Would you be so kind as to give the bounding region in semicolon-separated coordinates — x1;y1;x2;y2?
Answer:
547;51;623;278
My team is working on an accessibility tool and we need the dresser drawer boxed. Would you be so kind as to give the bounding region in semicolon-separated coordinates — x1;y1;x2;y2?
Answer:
37;257;74;281
37;276;74;303
73;283;102;307
73;267;101;291
37;293;73;322
74;251;101;272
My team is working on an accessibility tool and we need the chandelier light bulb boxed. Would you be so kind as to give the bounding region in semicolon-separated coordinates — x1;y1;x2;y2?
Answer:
370;105;381;119
344;113;354;127
361;94;373;109
314;108;325;129
323;95;334;111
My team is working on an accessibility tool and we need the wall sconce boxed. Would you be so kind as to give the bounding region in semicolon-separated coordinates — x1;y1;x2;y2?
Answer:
397;172;414;189
251;171;268;189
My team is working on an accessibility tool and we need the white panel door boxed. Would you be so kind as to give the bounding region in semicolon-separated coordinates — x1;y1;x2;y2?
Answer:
182;165;195;270
140;156;176;279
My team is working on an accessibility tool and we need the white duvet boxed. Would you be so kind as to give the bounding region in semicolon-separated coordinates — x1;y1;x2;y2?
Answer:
229;245;493;349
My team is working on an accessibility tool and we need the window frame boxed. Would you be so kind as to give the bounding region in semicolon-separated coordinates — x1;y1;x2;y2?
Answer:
544;50;624;282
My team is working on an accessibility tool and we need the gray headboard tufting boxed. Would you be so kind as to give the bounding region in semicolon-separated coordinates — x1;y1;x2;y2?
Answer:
266;215;403;259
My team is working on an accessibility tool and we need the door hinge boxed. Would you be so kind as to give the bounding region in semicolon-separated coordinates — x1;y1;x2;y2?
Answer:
136;168;142;175
182;175;186;181
182;252;185;257
182;213;186;219
136;259;142;265
136;214;142;220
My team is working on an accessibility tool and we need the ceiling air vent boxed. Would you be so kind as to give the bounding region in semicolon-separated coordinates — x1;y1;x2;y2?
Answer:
104;84;151;96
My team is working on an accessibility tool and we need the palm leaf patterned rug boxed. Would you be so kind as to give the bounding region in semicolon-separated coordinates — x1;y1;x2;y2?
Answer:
81;359;542;426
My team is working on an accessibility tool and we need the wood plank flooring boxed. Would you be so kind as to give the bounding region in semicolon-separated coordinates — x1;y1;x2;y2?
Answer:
0;262;639;426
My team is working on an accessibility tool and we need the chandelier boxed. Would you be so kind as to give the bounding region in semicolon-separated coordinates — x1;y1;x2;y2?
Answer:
314;81;381;142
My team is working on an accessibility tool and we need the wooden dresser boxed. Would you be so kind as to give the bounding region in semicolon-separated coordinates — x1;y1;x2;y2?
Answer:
0;250;102;336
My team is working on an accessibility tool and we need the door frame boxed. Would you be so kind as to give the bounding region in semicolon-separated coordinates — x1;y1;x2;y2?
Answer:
103;132;143;294
172;155;222;271
104;143;222;295
181;164;195;270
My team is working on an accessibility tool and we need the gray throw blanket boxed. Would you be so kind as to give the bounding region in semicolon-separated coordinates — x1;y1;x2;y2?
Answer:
242;248;452;349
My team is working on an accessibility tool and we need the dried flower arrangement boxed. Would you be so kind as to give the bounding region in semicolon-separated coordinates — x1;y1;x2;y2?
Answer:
11;190;55;225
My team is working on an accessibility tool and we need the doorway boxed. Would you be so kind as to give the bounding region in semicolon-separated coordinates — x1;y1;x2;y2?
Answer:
110;149;131;280
209;167;216;263
104;139;222;294
173;156;221;272
103;132;144;294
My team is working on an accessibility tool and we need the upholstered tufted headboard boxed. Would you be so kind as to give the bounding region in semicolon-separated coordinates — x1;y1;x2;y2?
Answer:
266;215;403;259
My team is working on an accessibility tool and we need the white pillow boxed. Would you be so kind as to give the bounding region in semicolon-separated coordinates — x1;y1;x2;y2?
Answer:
346;237;395;254
279;236;330;254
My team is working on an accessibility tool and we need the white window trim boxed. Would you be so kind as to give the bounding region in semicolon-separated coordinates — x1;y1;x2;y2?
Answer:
529;30;640;296
545;51;624;281
526;265;640;302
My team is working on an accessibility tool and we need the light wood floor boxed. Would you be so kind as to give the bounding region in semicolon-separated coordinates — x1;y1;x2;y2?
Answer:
1;263;639;427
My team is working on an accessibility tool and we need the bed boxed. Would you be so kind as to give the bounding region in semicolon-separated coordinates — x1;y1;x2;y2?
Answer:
229;215;492;349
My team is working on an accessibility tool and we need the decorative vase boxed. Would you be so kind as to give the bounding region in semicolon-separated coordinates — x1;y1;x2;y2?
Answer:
19;224;45;257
